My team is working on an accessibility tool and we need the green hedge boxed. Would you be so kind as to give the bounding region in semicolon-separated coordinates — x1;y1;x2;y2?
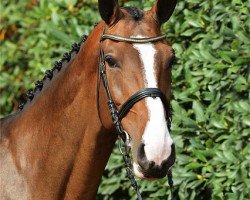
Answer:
1;0;249;199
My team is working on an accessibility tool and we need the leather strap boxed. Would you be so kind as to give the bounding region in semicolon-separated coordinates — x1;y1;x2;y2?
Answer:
101;34;166;43
118;88;169;120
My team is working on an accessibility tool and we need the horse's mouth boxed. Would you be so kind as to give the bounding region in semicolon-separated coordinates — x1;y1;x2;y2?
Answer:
133;162;169;180
132;144;176;180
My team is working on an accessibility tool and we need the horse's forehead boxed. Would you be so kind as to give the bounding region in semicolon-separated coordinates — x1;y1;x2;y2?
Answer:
109;12;160;37
114;23;158;36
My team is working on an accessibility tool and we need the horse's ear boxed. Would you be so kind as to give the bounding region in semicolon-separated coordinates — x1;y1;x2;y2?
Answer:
98;0;121;25
151;0;177;25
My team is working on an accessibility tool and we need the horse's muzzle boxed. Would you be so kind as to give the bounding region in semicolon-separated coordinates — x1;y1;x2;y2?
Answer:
134;144;176;179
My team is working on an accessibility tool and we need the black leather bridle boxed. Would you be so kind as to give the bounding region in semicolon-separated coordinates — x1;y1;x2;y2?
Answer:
98;28;174;200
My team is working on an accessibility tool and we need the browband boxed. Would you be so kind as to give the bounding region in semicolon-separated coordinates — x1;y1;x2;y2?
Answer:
100;34;166;43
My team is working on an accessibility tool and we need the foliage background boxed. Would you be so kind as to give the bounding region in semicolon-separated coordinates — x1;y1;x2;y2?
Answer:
1;0;249;199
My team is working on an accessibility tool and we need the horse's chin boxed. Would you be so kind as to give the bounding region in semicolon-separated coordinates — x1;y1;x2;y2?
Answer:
133;163;160;181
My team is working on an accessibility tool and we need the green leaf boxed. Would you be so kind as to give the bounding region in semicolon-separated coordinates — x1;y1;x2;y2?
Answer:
212;38;224;49
186;162;205;169
181;28;199;37
192;101;205;123
192;149;207;162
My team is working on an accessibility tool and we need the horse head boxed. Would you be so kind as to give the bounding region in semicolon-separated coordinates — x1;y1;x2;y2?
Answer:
97;0;177;180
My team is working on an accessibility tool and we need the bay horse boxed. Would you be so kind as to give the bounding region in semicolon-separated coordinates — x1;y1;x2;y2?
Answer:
0;0;177;199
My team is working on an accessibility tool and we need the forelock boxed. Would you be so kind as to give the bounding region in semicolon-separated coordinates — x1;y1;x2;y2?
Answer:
122;7;144;21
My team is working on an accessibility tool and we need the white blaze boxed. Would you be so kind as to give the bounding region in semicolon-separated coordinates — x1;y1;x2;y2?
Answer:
133;37;173;166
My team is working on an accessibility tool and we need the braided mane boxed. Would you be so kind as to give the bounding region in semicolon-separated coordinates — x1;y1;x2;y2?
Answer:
17;34;89;111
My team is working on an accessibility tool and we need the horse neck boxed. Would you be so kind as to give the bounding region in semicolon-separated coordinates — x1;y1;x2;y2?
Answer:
5;23;117;199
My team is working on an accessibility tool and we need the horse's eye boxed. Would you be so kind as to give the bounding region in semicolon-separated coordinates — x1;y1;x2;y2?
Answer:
105;55;118;68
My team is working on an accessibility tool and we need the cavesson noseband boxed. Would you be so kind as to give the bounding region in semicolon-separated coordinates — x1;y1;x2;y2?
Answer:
98;29;173;200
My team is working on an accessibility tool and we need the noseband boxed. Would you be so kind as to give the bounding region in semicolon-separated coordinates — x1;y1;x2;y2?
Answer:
98;29;173;200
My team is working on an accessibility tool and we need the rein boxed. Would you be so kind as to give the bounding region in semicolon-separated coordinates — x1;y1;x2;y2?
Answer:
98;29;174;200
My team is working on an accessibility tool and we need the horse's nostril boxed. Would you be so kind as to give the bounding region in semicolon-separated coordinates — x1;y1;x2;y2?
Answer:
137;143;156;171
161;144;176;169
137;143;150;170
148;161;155;169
